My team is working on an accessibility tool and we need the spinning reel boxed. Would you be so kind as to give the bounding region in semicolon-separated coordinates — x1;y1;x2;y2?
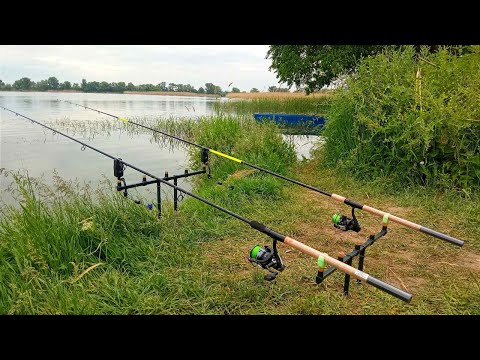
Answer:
248;240;285;281
332;207;361;232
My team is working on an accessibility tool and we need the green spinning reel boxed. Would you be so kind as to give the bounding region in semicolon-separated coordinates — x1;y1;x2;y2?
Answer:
332;208;361;232
248;240;285;281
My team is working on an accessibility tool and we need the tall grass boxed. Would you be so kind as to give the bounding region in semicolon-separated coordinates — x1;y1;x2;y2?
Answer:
215;96;333;115
187;115;296;178
0;115;298;313
226;91;331;99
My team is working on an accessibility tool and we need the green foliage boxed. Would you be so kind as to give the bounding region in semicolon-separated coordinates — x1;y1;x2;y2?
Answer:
205;83;224;96
267;45;387;94
250;88;259;93
60;81;71;90
13;77;33;91
47;77;59;90
0;77;217;95
36;79;49;91
268;86;289;92
322;46;480;191
231;87;240;93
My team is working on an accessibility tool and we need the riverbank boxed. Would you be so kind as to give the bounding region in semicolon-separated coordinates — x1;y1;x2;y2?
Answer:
1;115;478;314
0;90;222;97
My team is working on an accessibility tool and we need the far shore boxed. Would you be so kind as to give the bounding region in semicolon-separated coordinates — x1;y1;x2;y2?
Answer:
0;90;223;97
123;91;220;98
226;91;332;99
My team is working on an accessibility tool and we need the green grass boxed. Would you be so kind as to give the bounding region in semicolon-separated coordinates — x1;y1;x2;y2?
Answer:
1;115;479;314
322;46;480;191
214;97;332;116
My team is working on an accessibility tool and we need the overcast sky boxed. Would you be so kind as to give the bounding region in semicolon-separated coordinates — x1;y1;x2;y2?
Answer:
0;45;283;91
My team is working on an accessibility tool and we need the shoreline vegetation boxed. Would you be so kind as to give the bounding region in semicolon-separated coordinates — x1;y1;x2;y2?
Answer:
0;89;331;99
0;89;219;97
123;91;220;97
0;77;228;96
0;76;333;99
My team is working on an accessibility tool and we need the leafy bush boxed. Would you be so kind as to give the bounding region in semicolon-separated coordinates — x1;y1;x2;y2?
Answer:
322;46;480;191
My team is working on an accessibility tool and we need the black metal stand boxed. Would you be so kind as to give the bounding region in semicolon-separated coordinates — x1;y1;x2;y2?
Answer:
315;224;388;297
157;180;161;218
113;149;210;218
116;168;206;217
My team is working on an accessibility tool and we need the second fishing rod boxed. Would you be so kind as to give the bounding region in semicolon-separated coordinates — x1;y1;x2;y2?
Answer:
64;100;464;247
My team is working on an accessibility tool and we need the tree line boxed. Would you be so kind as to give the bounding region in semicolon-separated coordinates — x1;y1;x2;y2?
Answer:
0;77;238;96
0;76;291;95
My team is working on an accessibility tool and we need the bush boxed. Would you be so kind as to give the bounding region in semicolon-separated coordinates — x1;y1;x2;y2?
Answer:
322;46;480;191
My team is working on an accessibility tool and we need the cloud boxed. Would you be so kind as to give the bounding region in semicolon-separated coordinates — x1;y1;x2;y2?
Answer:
0;45;281;91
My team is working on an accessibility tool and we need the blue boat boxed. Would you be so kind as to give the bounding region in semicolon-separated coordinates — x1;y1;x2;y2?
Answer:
253;113;326;127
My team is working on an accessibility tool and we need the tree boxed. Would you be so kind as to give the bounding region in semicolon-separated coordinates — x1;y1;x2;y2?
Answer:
198;87;205;94
157;82;167;91
126;82;136;91
85;81;100;92
47;76;59;90
13;77;33;91
205;83;216;94
81;79;87;92
231;87;240;93
62;81;72;90
0;80;5;90
72;83;80;90
266;45;470;94
115;82;126;93
99;81;111;92
250;88;259;93
267;45;387;94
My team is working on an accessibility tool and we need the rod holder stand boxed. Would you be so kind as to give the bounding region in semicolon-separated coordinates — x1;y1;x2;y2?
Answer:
315;223;388;297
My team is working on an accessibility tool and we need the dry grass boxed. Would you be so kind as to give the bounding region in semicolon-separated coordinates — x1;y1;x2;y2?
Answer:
226;92;332;100
123;91;220;98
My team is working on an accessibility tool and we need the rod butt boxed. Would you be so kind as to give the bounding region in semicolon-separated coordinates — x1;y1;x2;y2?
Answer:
366;276;413;303
419;227;464;247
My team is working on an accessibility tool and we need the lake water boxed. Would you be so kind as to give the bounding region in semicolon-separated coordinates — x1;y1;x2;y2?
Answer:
0;91;318;206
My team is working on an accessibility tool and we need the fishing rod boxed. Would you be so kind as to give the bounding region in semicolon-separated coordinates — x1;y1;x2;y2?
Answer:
1;105;412;303
64;100;464;247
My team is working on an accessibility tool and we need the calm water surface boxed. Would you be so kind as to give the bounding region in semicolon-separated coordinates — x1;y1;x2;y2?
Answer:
0;92;317;206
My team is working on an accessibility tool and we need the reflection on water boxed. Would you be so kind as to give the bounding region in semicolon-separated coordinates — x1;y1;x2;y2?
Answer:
0;91;319;206
0;92;217;205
